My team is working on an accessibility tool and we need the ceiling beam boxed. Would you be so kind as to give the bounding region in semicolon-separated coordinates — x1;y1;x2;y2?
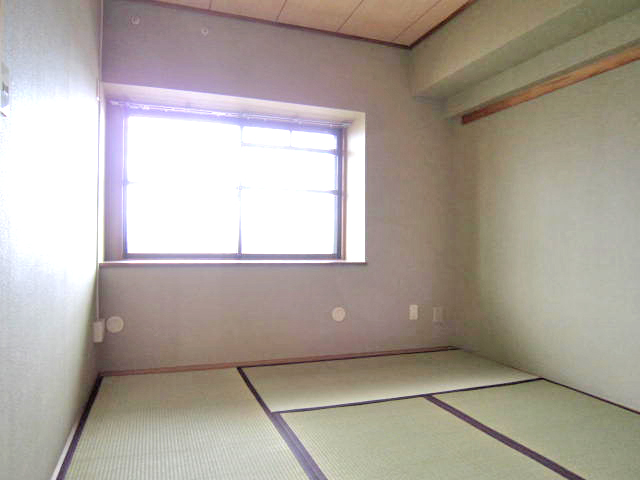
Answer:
461;44;640;124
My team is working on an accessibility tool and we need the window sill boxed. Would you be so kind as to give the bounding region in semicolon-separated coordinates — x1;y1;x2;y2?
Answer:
99;259;367;267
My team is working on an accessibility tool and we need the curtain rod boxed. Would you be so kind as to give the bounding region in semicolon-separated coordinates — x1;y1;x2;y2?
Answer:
108;100;352;128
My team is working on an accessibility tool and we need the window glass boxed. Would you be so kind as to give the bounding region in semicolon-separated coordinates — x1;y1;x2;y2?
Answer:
240;148;337;191
242;126;290;147
122;113;341;258
291;130;337;150
127;116;240;185
240;190;337;255
126;184;239;254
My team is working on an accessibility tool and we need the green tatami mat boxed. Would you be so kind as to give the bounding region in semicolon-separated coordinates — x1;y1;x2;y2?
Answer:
436;380;640;480
282;397;560;480
64;369;307;480
244;350;537;411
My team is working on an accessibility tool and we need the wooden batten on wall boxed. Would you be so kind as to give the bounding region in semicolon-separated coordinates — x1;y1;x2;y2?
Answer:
462;44;640;124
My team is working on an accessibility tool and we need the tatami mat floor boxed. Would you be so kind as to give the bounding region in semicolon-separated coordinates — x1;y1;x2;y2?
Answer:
59;349;640;480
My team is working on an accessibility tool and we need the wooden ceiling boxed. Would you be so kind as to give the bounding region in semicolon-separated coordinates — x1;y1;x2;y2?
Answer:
155;0;473;47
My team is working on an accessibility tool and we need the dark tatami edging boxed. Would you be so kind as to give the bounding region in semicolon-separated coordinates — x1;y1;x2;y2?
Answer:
57;376;103;480
59;351;640;480
544;378;640;416
274;378;543;414
101;345;457;376
237;368;328;480
425;395;586;480
253;371;586;480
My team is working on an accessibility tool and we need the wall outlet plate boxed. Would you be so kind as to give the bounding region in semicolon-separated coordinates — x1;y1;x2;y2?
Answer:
433;306;445;324
93;320;105;343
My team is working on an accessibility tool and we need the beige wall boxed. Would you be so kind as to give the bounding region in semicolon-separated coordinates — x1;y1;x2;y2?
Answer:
98;0;457;371
453;61;640;410
0;0;101;479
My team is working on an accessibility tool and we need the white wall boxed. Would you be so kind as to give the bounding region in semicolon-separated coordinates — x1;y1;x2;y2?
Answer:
0;0;101;478
453;60;640;410
98;0;457;371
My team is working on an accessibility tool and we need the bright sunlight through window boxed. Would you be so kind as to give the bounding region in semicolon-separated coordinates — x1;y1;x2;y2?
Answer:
124;114;343;259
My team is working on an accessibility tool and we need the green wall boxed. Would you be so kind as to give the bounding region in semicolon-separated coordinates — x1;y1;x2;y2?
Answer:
453;60;640;410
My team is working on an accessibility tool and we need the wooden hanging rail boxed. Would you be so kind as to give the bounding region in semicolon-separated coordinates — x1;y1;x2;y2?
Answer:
462;44;640;124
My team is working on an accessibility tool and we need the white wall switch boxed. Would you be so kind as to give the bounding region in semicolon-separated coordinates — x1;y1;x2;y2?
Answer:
433;306;444;324
409;304;419;321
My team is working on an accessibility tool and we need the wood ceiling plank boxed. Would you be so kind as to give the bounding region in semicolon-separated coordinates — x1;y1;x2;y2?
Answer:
209;0;286;21
157;0;211;9
339;0;440;43
278;0;363;32
395;0;470;45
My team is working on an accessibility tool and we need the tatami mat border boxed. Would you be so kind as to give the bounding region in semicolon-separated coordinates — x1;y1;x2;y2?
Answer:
237;368;328;480
425;395;585;480
57;376;104;480
544;379;640;416
101;346;458;376
272;378;544;414
60;353;640;480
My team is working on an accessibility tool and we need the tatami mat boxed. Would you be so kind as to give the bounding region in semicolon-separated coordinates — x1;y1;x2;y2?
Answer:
244;350;537;411
282;397;560;480
64;369;308;480
436;380;640;480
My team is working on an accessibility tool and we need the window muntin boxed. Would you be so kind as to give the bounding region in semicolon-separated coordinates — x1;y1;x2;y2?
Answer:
122;110;343;259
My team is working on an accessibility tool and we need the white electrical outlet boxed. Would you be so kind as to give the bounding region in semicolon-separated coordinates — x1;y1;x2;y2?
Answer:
409;304;419;321
433;306;444;325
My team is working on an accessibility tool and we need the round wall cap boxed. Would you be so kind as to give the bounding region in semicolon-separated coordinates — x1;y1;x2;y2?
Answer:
106;316;125;333
331;307;346;322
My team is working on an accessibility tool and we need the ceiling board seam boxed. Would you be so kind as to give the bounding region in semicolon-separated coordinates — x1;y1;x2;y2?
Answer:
392;0;444;43
125;0;410;49
408;0;477;48
276;0;288;21
337;0;367;33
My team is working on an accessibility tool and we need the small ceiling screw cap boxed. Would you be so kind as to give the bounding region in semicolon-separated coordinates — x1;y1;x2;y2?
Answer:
331;307;346;322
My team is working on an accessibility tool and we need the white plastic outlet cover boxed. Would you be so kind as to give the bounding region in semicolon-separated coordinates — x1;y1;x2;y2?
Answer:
331;307;346;322
92;320;105;343
106;316;125;333
433;306;445;324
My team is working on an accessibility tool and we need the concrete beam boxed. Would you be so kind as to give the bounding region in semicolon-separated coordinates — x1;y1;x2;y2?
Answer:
447;8;640;118
411;0;640;98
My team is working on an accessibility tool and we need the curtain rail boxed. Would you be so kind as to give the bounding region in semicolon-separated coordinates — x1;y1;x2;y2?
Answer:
108;100;351;128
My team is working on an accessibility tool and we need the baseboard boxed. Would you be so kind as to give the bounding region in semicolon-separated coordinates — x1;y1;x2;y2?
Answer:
52;376;103;480
101;345;458;376
49;418;80;480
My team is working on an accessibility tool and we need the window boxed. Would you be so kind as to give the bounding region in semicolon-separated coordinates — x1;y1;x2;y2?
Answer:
110;105;345;260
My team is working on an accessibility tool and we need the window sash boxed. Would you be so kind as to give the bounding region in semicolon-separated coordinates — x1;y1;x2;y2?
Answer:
120;109;344;260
